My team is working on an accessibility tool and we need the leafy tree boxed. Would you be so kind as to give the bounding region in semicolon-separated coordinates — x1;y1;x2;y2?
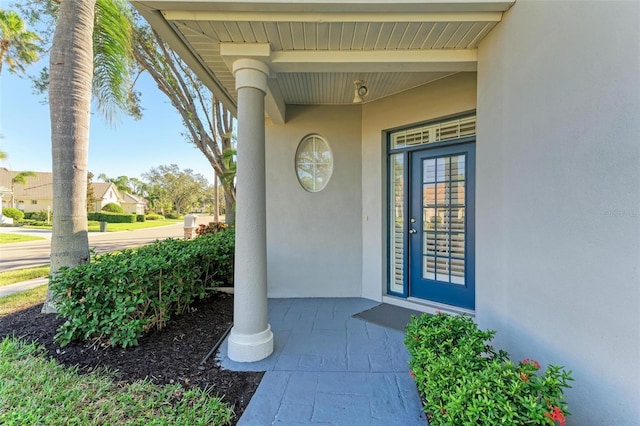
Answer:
143;164;210;214
0;8;41;77
42;0;136;314
131;19;236;225
10;170;36;208
97;173;132;193
87;171;97;212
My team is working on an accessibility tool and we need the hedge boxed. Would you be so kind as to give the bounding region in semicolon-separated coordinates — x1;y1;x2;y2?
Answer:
405;313;573;426
87;212;136;223
2;207;23;221
51;230;234;348
136;214;146;222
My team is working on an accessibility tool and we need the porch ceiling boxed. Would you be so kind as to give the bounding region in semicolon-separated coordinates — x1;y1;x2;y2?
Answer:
132;0;515;122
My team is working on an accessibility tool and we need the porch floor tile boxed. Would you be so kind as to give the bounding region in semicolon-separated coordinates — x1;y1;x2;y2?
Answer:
217;298;426;425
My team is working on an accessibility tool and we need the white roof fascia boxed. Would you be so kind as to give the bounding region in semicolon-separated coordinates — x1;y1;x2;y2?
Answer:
136;1;514;13
162;11;503;23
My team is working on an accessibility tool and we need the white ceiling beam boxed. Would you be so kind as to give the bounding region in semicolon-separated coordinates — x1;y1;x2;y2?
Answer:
162;10;503;23
266;80;286;124
270;50;478;73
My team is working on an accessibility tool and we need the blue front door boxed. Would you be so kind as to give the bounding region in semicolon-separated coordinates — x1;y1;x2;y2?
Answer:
409;142;475;309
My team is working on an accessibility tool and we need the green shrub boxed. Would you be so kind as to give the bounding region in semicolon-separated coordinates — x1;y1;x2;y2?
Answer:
23;210;50;221
51;230;235;348
136;214;146;222
145;213;164;221
405;313;573;426
164;212;183;220
88;212;136;223
101;202;124;213
196;222;228;236
2;207;24;221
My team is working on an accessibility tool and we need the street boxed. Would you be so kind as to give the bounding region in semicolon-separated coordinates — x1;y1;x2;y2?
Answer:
0;216;218;271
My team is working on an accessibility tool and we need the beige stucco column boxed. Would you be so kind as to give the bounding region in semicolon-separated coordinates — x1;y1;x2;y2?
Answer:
227;58;273;362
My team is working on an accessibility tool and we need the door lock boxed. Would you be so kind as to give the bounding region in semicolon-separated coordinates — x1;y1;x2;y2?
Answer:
409;229;417;234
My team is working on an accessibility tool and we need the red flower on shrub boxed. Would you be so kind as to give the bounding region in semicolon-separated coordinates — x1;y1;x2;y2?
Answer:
409;370;415;379
522;358;541;369
545;406;566;426
519;372;529;382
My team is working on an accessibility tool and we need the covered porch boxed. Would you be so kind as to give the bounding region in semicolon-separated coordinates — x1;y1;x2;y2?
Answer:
132;0;513;363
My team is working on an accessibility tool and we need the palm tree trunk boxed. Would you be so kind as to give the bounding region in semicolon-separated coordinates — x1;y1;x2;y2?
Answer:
42;0;95;314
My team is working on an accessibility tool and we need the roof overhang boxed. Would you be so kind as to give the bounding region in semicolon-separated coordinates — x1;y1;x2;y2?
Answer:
131;0;515;123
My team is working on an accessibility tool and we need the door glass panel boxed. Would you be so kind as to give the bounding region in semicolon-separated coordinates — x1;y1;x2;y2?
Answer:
423;183;436;206
421;154;466;285
451;233;465;258
423;208;436;230
423;256;435;280
451;182;465;205
436;258;450;281
389;153;404;293
451;259;465;284
423;159;436;183
450;155;466;181
436;157;448;182
436;182;448;206
424;232;436;255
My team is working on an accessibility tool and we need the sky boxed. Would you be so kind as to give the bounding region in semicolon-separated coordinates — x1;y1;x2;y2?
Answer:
0;60;217;184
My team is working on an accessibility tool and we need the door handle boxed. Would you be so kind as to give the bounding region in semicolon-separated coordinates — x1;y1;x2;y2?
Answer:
409;229;417;234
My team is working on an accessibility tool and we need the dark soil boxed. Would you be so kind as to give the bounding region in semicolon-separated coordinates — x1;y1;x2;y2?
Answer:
0;293;263;425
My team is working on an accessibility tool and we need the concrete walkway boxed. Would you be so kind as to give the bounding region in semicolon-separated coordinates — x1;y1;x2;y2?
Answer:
218;298;426;425
0;277;48;298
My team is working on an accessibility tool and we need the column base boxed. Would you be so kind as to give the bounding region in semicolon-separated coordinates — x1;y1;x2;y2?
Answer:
227;324;274;362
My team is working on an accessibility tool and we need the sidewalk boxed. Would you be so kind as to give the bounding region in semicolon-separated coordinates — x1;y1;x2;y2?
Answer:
0;277;48;298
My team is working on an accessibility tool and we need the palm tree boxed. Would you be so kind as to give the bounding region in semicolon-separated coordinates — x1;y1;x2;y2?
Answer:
42;0;135;314
0;9;42;77
10;170;36;208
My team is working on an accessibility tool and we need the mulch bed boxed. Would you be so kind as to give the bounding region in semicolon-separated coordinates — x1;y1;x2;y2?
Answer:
0;292;263;425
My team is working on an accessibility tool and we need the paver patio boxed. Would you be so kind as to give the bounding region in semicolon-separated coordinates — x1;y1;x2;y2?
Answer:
218;298;426;425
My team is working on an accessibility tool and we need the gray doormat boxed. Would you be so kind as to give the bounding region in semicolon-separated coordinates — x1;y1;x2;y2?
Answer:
353;303;425;332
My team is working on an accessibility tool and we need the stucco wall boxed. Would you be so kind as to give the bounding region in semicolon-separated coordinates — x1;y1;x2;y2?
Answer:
477;1;640;424
14;199;53;213
360;73;477;301
265;105;362;297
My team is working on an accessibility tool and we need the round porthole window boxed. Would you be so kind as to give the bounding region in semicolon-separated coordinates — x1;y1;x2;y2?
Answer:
295;134;333;192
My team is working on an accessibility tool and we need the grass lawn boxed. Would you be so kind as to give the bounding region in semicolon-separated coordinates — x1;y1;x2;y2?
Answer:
0;266;50;287
0;285;47;315
23;219;182;232
0;234;46;244
0;337;233;425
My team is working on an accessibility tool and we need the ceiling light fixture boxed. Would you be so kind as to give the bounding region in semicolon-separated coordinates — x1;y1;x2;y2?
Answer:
353;80;368;104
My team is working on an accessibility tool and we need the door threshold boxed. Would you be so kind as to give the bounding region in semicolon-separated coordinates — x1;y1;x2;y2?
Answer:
383;295;475;318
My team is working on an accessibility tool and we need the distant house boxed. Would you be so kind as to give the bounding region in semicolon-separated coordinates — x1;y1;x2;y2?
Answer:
0;168;144;214
90;182;123;212
0;168;53;213
121;192;146;215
